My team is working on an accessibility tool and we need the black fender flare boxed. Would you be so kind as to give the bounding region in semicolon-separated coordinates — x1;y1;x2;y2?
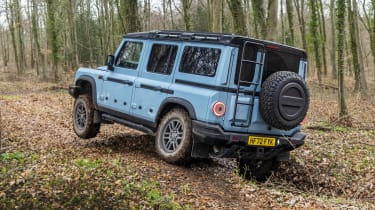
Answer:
75;75;98;107
157;97;197;120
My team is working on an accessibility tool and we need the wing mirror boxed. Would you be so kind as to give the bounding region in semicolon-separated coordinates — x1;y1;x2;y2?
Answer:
105;55;115;71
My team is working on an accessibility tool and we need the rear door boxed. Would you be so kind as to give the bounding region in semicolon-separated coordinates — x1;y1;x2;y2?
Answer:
131;42;179;122
224;42;265;132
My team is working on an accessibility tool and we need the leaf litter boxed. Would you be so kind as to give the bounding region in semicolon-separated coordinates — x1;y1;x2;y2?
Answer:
0;80;374;209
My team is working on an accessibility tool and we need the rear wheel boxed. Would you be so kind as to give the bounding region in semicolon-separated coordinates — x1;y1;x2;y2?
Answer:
155;108;192;164
238;158;280;181
73;94;100;139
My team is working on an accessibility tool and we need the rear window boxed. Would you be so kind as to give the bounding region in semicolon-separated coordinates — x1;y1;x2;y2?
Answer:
262;51;300;81
235;47;301;86
179;46;221;77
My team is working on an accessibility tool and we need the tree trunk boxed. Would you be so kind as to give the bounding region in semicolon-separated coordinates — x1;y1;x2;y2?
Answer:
281;0;286;43
294;0;307;50
14;0;27;73
353;1;367;94
119;0;140;33
329;0;337;79
243;0;250;35
318;0;328;77
46;0;59;82
66;0;79;69
227;0;248;35
31;0;41;76
251;0;266;39
143;0;151;31
348;0;367;95
27;0;35;69
181;0;193;31
208;0;223;32
169;0;175;29
336;0;348;117
0;28;9;67
286;0;295;45
6;0;21;75
308;0;322;83
266;0;278;41
370;0;375;80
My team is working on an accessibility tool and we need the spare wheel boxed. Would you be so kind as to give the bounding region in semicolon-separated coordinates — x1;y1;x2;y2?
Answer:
260;71;309;130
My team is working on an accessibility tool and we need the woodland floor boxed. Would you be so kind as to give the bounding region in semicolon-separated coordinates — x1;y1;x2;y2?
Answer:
0;70;374;209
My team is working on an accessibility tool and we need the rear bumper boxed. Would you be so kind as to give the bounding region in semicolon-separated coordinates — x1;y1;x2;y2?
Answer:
192;120;305;150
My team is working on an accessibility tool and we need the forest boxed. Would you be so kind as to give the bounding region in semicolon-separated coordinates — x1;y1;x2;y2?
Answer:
0;0;374;116
0;0;374;209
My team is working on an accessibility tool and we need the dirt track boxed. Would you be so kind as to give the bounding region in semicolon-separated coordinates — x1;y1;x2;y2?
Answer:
0;80;374;209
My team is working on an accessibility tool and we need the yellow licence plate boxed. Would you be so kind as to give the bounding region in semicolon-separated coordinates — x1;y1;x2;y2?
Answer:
248;136;276;147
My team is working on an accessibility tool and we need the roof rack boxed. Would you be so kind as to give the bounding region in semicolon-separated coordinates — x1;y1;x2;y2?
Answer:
126;30;235;44
123;31;307;57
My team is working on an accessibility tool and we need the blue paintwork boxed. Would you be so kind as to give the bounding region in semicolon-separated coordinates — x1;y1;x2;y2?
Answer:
73;37;307;137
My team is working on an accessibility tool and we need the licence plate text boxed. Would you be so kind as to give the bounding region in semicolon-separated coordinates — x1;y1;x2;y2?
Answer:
248;136;276;147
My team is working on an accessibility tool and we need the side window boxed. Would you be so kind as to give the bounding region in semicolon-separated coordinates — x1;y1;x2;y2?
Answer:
234;44;261;86
179;46;221;77
116;41;143;70
147;44;178;75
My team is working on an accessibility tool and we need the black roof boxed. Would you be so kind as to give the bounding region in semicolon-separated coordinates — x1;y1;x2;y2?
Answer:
124;30;307;58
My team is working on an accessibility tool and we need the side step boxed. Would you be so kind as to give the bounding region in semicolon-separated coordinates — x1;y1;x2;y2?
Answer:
101;114;155;135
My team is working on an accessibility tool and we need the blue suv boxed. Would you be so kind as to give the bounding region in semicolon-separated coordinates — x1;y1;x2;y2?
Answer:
69;31;309;180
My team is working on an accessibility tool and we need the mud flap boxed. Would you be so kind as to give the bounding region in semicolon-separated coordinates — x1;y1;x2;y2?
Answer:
191;136;210;158
93;110;101;124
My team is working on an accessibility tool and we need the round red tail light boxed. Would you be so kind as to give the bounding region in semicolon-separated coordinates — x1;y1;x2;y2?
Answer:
212;102;226;117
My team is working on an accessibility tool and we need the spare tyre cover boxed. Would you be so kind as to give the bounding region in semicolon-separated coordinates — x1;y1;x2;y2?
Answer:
260;71;309;130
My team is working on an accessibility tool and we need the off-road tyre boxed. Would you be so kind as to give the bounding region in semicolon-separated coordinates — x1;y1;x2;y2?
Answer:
260;71;309;130
73;94;100;139
238;158;280;181
155;108;192;165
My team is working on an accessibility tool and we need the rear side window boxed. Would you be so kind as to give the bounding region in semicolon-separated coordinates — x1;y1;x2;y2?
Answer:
116;41;143;69
234;44;260;86
179;46;221;77
147;44;178;75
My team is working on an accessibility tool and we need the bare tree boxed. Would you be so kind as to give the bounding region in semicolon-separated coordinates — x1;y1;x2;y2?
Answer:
286;0;295;45
227;0;248;35
329;0;337;79
336;0;348;117
266;0;278;41
294;0;307;50
0;27;9;67
208;0;223;32
308;0;322;83
347;0;367;95
45;0;59;82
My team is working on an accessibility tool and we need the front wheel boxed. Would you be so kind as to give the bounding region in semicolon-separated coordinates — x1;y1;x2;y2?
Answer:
238;158;280;181
73;94;100;139
155;108;192;165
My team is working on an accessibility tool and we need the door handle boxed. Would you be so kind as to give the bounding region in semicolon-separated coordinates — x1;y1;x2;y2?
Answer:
140;84;174;94
140;84;161;91
107;77;133;86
